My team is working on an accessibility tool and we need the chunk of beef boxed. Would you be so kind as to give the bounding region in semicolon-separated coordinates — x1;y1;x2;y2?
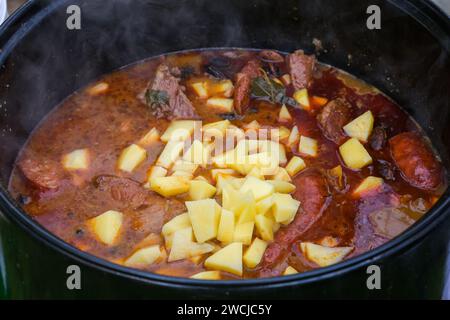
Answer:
258;50;285;63
317;98;352;144
18;157;65;190
261;170;330;268
369;126;387;151
147;64;198;120
94;175;150;209
389;132;444;191
234;59;262;114
286;50;316;90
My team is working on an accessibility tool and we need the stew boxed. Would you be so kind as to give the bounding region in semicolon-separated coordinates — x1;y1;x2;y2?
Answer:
8;49;446;279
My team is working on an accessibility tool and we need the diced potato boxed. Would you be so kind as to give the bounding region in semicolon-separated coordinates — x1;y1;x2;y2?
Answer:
194;175;209;182
208;79;234;98
88;210;123;245
235;139;259;156
161;213;191;237
285;156;306;176
171;171;193;179
300;242;353;267
168;227;214;262
124;245;161;267
247;167;265;180
229;177;245;190
233;222;254;245
244;120;260;131
278;105;292;123
343;110;374;143
272;126;291;142
138;127;160;146
151;176;190;197
243;238;268;268
186;199;221;243
240;176;275;201
293;88;310;109
245;152;279;176
287;125;300;147
211;168;237;181
204;242;243;276
202;120;231;139
226;125;246;142
206;98;234;113
183;140;209;166
237;203;256;225
272;193;300;225
256;195;274;216
160;120;198;142
143;166;168;189
267;180;296;194
172;160;199;174
272;167;292;182
217;209;235;243
215;174;235;195
191;82;209;99
117;144;146;172
189;180;217;200
353;176;383;197
62;148;90;170
298;136;318;157
255;214;274;241
222;184;252;214
258;140;287;165
190;271;221;280
339;138;373;169
156;141;185;168
88;82;109;95
283;266;298;275
329;165;343;187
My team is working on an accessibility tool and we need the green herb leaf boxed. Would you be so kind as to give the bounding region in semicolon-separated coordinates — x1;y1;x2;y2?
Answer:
145;89;169;109
251;70;297;107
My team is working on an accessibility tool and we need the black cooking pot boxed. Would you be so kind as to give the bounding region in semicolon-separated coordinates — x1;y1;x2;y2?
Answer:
0;0;448;299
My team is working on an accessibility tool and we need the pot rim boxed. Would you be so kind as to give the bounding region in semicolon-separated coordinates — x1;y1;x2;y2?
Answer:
0;0;449;288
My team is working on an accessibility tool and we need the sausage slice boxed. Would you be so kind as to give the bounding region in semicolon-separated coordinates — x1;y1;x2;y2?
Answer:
234;59;262;114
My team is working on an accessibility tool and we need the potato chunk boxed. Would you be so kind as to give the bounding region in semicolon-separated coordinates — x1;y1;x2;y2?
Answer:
300;242;353;267
243;238;268;268
343;110;374;143
124;245;162;267
191;82;209;99
255;214;274;241
168;227;214;262
88;210;123;245
339;138;372;169
217;209;235;244
298;136;318;157
208;79;234;97
353;176;383;197
285;156;306;176
160;120;198;142
240;176;275;201
62;148;90;170
204;242;243;276
272;193;300;224
156;141;185;169
293;88;310;109
183;140;209;166
233;222;254;245
189;180;217;200
190;271;221;280
266;180;296;193
287;125;300;147
143;166;167;189
202;120;231;138
255;195;274;216
272;167;292;182
161;213;191;237
283;266;298;275
138;127;160;146
278;104;292;123
117;144;146;172
151;176;190;197
186;199;221;243
206;98;234;113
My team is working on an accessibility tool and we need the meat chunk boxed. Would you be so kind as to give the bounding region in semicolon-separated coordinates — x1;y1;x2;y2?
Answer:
317;98;352;144
258;50;284;63
286;50;316;90
261;170;330;267
94;175;150;209
369;126;387;151
389;132;444;191
233;59;262;114
146;64;198;120
18;158;65;190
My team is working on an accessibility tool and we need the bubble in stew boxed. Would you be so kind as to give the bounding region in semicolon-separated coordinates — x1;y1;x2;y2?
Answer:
9;49;446;279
